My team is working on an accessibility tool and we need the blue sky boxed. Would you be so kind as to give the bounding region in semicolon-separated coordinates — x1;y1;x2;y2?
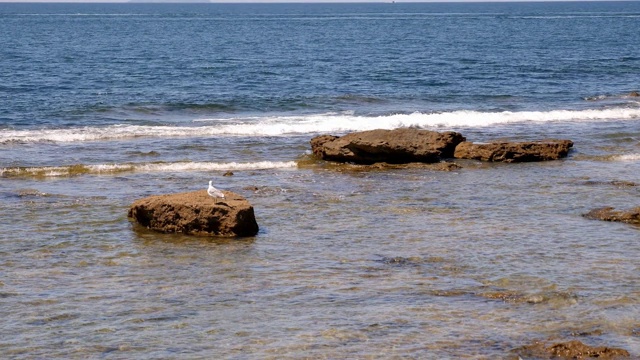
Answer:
0;0;620;2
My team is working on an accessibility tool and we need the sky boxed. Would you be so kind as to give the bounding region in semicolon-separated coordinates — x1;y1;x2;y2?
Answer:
0;0;627;2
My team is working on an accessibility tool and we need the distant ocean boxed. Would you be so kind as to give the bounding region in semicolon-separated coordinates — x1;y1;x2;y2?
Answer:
1;2;639;358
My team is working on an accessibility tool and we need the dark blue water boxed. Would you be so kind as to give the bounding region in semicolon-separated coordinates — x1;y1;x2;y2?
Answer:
1;2;639;129
1;3;640;358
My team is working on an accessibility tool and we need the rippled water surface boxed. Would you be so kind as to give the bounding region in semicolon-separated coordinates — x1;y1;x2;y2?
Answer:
2;123;640;358
1;2;640;358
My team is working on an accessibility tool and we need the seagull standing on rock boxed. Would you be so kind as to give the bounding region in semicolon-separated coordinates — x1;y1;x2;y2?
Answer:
207;180;225;204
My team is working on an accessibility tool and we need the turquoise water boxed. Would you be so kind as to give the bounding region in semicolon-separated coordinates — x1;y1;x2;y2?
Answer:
1;2;639;358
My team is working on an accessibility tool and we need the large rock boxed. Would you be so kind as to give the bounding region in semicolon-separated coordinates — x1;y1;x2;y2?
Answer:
128;190;259;237
310;128;466;164
453;139;573;162
583;206;640;225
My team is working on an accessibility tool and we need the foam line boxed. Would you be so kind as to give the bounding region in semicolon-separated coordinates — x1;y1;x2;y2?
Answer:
0;161;298;178
2;108;640;144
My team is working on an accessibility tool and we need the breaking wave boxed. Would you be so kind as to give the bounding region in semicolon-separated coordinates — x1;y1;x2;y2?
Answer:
0;161;298;178
2;107;640;144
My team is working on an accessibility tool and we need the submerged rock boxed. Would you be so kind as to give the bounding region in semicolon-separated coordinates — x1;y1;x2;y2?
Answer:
128;190;259;237
478;290;577;305
514;340;630;359
581;180;638;188
376;256;424;267
453;139;573;162
583;207;640;225
310;128;466;164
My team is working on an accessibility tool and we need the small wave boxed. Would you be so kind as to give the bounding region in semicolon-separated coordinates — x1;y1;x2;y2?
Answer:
334;94;386;104
13;13;152;17
611;154;640;162
0;161;298;178
585;91;640;101
3;107;640;144
584;95;610;101
126;102;237;113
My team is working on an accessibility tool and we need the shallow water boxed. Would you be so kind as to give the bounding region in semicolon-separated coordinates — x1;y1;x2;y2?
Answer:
2;122;640;358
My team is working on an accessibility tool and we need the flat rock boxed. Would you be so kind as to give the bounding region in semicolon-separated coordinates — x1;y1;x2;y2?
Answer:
128;190;259;237
310;128;466;164
583;206;640;225
453;139;573;162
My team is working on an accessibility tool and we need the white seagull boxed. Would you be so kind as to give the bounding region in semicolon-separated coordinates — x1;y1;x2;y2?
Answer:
207;180;225;204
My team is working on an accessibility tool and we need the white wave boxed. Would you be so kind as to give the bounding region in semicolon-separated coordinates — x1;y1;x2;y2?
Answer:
113;161;298;172
611;154;640;162
3;108;640;144
0;161;297;178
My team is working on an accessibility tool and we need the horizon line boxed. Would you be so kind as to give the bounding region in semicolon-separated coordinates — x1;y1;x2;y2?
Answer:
0;0;637;3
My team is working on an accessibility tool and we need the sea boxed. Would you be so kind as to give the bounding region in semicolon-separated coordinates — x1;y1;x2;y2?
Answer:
1;2;639;358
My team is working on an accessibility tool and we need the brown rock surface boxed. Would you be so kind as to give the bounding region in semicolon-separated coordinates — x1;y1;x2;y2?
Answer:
515;340;630;359
310;128;466;164
453;139;573;162
128;190;259;237
583;207;640;225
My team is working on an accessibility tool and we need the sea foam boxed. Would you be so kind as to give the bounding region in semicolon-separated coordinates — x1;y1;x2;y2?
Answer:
2;108;640;144
0;161;298;178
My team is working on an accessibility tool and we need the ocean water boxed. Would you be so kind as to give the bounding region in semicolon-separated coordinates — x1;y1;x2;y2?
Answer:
1;2;640;358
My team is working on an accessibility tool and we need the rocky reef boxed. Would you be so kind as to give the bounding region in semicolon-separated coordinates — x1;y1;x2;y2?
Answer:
311;128;573;165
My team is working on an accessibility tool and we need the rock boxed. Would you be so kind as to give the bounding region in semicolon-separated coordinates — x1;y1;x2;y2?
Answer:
453;139;573;162
309;134;339;156
310;128;466;164
128;190;259;237
629;91;640;97
223;171;234;176
515;340;630;359
583;207;640;225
